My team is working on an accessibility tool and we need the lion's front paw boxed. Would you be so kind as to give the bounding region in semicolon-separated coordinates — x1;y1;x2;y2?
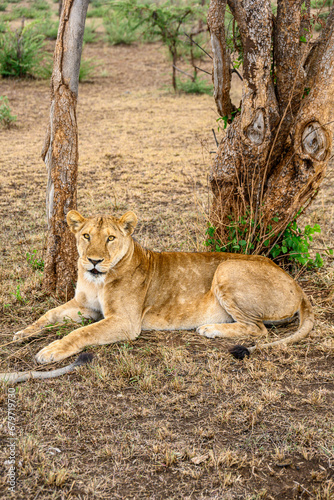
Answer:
196;325;220;338
35;340;71;364
13;329;33;341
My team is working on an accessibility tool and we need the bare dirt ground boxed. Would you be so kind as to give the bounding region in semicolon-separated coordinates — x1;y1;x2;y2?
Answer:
1;15;334;500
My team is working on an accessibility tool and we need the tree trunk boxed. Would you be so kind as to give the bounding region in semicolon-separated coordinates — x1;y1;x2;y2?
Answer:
41;0;89;300
208;0;334;253
172;45;177;91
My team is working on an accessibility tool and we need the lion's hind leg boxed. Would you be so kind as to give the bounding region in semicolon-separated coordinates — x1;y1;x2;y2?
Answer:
197;259;273;340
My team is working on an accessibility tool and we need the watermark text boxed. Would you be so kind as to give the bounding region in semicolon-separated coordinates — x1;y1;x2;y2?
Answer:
6;387;16;493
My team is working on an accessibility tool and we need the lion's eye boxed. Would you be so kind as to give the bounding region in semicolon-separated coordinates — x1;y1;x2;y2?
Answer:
83;233;90;240
107;235;115;242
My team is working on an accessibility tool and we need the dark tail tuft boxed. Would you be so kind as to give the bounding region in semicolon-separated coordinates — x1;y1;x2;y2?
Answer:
229;345;250;360
74;352;94;366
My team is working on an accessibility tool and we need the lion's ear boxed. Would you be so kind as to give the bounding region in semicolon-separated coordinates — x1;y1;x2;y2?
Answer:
119;211;138;235
67;210;86;233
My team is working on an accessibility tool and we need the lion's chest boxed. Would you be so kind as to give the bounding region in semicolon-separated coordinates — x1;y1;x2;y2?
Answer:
75;280;105;315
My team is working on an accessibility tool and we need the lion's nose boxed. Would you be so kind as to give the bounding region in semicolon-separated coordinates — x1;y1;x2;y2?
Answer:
88;258;104;266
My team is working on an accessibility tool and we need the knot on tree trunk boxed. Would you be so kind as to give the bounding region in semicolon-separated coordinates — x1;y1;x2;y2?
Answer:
301;121;330;161
244;108;265;145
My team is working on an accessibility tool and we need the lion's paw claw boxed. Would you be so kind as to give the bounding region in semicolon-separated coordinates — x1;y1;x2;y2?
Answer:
13;330;31;341
13;330;24;340
196;325;219;338
35;340;66;364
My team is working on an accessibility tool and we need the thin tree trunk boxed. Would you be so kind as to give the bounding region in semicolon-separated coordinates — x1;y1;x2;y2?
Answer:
207;0;235;118
41;0;89;299
208;0;334;252
172;46;177;91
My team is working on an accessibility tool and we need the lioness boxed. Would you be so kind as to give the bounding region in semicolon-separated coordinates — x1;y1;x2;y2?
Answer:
13;210;313;365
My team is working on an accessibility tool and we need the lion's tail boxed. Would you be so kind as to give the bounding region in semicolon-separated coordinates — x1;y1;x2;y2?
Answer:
230;291;314;359
0;353;93;384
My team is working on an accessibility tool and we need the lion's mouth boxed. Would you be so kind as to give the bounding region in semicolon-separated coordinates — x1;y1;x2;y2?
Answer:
89;269;106;276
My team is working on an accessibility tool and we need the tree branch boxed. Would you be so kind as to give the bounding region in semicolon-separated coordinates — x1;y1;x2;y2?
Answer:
275;0;306;113
210;0;279;236
173;65;194;80
226;0;248;36
183;32;212;59
207;0;235;118
263;19;334;228
233;0;278;147
194;66;212;76
305;4;334;87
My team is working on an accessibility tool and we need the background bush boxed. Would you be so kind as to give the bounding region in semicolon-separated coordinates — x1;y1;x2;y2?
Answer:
0;21;49;78
0;95;16;128
103;11;143;45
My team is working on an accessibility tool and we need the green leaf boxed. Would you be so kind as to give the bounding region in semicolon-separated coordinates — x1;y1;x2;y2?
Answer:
314;253;323;268
270;245;281;258
206;225;215;237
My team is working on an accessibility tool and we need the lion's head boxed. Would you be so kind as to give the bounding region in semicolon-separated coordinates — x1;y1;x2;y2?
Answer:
67;210;137;282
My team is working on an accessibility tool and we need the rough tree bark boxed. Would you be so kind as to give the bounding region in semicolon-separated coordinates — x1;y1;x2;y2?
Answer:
208;0;334;252
41;0;89;299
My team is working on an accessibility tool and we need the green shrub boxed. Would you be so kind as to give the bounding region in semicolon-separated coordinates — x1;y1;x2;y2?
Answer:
0;95;17;128
104;11;142;45
114;0;206;89
205;215;330;268
1;10;19;21
79;58;97;82
26;250;44;271
311;0;333;7
12;6;41;19
87;5;110;18
40;20;59;40
37;56;53;79
0;22;48;78
83;23;98;44
313;11;330;31
31;0;50;11
269;220;328;267
176;76;212;94
0;3;8;12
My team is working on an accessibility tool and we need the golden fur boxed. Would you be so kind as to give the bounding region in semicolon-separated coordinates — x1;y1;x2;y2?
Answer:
14;211;314;364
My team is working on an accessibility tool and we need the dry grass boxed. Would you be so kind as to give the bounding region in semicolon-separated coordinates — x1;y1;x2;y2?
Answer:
1;3;334;498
